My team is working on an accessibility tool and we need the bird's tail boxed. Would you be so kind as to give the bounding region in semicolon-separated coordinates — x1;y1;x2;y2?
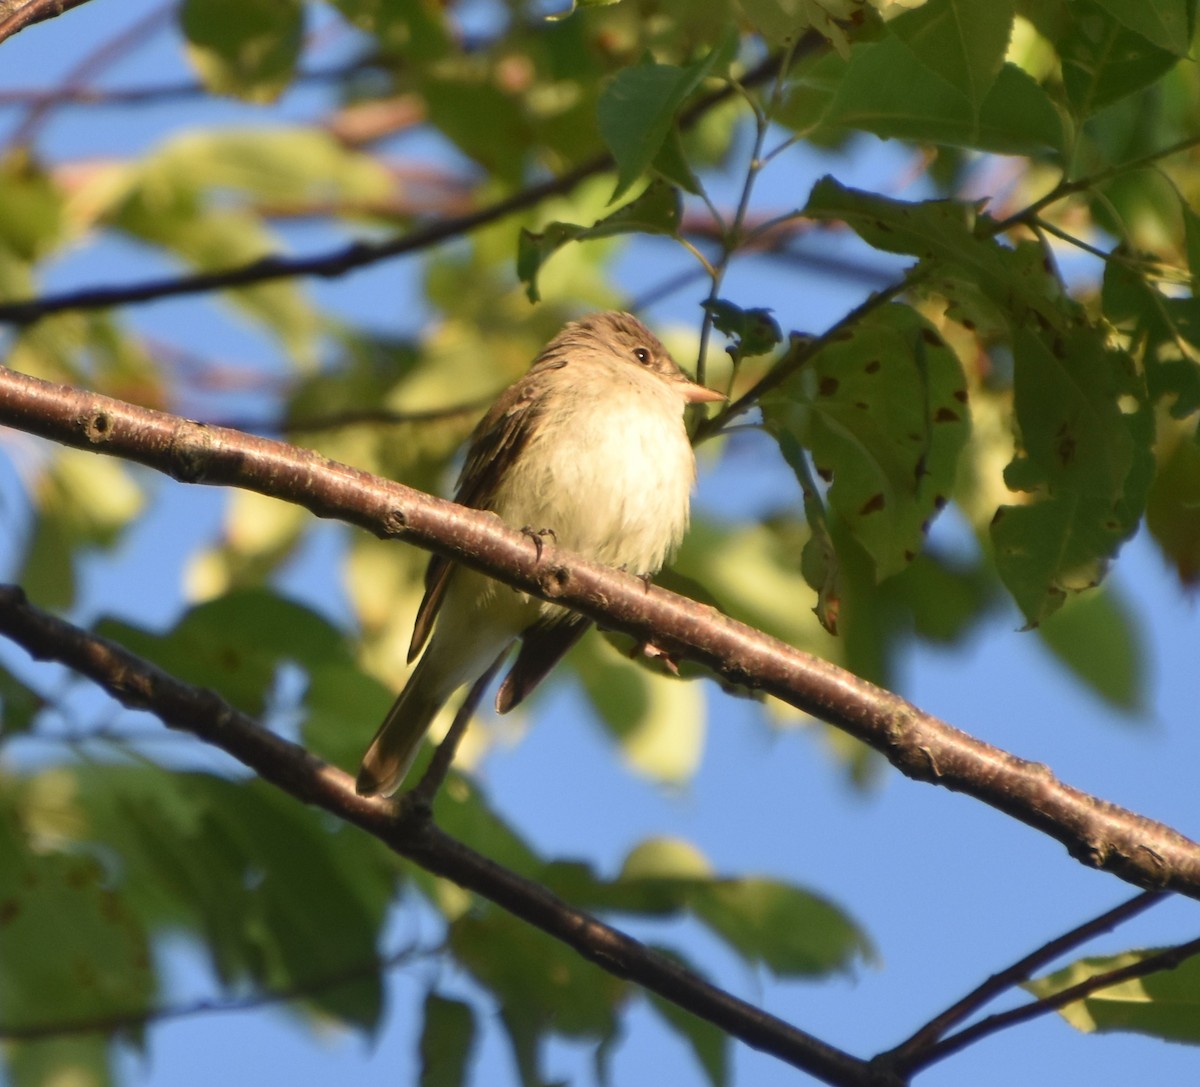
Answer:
356;658;443;798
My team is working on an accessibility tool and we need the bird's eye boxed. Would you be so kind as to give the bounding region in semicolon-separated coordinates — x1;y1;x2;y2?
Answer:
633;347;651;364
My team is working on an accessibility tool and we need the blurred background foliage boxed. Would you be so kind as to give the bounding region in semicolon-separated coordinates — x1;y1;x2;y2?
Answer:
2;0;1200;1084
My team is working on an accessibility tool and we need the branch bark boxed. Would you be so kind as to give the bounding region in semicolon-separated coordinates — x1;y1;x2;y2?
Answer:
0;0;95;46
3;365;1200;901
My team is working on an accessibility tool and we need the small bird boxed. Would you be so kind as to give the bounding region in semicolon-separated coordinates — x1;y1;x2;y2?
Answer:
356;311;723;797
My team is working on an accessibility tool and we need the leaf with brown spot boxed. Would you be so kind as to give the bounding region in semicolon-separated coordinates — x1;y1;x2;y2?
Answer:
763;303;970;587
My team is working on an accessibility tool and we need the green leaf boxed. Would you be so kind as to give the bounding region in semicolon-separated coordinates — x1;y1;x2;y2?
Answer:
1089;0;1193;55
549;839;872;979
1181;194;1200;297
0;151;66;261
889;0;1016;113
619;836;715;880
991;326;1154;624
0;805;155;1032
145;128;394;210
1102;260;1200;420
803;178;1068;329
420;994;476;1087
1146;421;1200;586
180;0;304;103
0;664;37;733
762;304;970;582
597;35;734;201
884;550;998;645
93;588;352;717
5;1035;115;1087
1057;0;1179;120
688;878;874;977
18;451;144;610
737;0;875;56
821;39;1066;155
424;72;531;184
302;660;396;771
1024;948;1200;1043
450;910;626;1039
702;299;783;361
0;665;43;736
69;769;394;1032
672;517;836;657
330;0;450;55
432;774;546;883
644;949;729;1087
518;181;681;302
110;133;326;363
1036;584;1145;712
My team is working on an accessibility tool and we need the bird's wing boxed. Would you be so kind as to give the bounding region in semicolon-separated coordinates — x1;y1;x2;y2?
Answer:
494;612;591;713
407;370;551;661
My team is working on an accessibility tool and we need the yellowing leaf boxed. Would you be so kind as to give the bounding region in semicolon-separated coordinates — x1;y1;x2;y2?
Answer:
1025;948;1200;1043
619;837;715;880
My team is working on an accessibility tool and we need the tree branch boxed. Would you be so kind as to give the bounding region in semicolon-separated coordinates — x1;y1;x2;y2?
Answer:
0;0;95;46
0;61;371;109
3;366;1200;901
0;582;875;1087
0;159;608;325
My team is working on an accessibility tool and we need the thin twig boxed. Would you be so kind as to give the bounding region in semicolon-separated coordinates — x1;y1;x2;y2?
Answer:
693;39;798;390
0;62;368;109
903;934;1200;1074
879;891;1164;1067
989;132;1200;236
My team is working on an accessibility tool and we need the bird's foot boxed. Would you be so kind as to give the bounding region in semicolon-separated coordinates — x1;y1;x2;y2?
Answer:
520;525;557;561
631;639;680;675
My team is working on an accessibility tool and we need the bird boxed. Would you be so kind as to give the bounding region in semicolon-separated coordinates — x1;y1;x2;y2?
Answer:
355;311;723;797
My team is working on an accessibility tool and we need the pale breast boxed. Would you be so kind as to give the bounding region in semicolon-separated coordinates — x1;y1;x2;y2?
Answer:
491;371;696;575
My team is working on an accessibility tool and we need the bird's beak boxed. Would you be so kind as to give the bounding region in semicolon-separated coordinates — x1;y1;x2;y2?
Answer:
683;380;726;404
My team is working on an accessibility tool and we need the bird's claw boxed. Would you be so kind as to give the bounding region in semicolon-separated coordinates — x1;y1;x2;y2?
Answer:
521;525;557;561
631;639;680;675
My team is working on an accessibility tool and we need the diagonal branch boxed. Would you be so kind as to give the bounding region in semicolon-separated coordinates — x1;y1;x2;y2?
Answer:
0;159;607;326
0;582;874;1087
3;366;1200;901
0;0;96;46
